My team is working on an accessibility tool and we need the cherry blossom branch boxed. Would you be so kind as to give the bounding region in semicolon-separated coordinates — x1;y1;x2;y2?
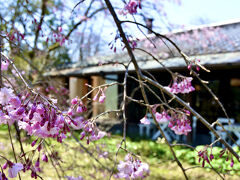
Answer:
71;133;111;172
104;1;189;179
92;109;122;121
122;63;130;148
142;75;240;161
120;20;231;125
33;0;47;52
14;122;27;162
120;19;238;160
43;144;62;180
47;6;107;53
0;37;2;87
80;82;123;104
7;124;22;180
108;139;124;180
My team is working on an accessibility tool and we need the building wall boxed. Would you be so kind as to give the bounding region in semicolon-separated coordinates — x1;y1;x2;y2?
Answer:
69;77;88;101
105;75;118;118
91;76;106;117
68;75;119;118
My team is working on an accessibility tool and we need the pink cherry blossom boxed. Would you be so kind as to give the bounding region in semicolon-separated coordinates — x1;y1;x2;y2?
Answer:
168;113;192;135
70;116;85;130
98;90;106;103
8;163;23;178
9;96;21;108
42;154;48;162
117;161;134;178
76;106;83;113
155;111;171;123
164;76;195;94
68;108;74;116
93;90;100;101
0;87;14;105
35;158;40;168
92;88;107;103
140;116;150;125
231;159;234;167
1;172;7;180
124;0;141;15
2;162;8;169
71;97;78;105
132;162;149;178
125;0;138;14
116;154;149;179
1;60;9;71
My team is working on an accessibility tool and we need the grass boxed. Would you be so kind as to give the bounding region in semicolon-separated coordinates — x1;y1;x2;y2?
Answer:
0;127;239;180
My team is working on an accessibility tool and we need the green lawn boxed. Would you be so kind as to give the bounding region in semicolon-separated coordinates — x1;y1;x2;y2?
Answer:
0;127;239;180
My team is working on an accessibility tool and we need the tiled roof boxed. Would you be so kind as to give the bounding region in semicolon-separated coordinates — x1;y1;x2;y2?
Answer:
48;19;240;75
45;51;240;77
145;20;240;58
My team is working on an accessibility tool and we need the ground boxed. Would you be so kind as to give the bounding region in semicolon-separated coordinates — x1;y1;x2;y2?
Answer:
0;127;239;180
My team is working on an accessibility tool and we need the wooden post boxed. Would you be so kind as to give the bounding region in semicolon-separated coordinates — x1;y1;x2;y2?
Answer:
69;77;88;101
91;75;105;117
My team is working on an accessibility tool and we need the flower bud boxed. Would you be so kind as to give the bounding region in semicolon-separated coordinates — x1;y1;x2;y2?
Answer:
2;162;8;169
76;106;83;113
35;158;40;168
71;97;78;105
31;139;38;147
42;154;48;163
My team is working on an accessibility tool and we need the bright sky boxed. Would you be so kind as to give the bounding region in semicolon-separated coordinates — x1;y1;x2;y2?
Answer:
100;0;240;39
68;0;240;58
165;0;240;27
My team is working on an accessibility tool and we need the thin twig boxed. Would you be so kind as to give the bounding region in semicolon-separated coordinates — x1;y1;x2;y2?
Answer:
7;124;22;180
104;1;189;179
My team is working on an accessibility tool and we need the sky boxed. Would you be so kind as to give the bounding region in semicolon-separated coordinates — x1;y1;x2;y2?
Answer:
92;0;240;55
164;0;240;27
67;0;240;59
100;0;240;39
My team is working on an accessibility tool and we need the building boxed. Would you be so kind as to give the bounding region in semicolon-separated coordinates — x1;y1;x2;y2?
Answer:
46;19;240;143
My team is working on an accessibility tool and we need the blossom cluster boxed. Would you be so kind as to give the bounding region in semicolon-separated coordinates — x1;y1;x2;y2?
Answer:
187;59;201;72
168;112;192;135
68;97;106;144
1;162;23;179
197;146;235;169
108;33;138;52
115;154;149;179
164;76;195;94
219;149;234;168
92;87;107;104
0;87;105;145
155;111;171;123
46;26;66;46
140;111;171;125
0;87;24;125
6;29;25;42
1;150;49;179
70;116;106;144
140;110;192;135
0;87;107;178
17;103;69;143
119;0;142;15
198;148;214;167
